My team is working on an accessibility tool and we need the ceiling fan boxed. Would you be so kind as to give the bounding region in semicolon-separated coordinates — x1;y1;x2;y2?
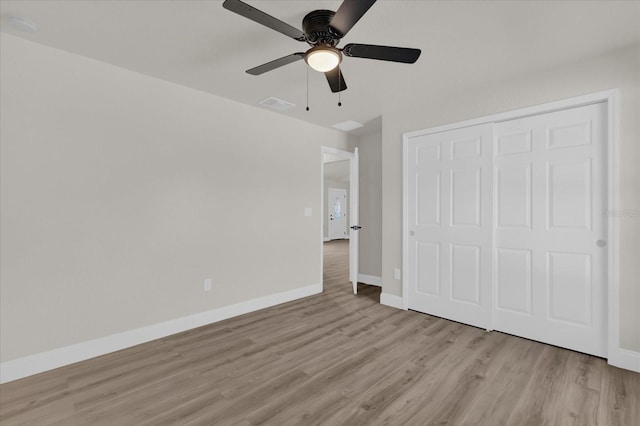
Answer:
222;0;421;93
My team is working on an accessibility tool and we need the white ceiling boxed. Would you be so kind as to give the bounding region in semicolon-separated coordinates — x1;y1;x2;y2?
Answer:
1;1;639;134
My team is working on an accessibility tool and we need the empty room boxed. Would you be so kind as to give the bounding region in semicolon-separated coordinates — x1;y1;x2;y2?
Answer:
1;1;639;425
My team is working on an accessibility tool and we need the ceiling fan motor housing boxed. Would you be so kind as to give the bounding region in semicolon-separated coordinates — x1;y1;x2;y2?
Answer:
302;10;339;46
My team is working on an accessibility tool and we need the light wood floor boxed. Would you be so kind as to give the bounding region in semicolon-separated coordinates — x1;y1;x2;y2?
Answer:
1;240;638;425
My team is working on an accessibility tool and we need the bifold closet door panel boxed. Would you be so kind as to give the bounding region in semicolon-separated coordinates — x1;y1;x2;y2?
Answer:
406;123;493;330
493;103;607;357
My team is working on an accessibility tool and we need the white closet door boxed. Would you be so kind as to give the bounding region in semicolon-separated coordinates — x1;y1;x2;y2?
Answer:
493;103;606;356
406;124;493;329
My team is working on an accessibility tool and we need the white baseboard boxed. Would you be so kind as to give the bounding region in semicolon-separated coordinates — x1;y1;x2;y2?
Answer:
323;237;330;242
358;274;381;287
380;293;404;310
0;283;322;384
608;347;640;373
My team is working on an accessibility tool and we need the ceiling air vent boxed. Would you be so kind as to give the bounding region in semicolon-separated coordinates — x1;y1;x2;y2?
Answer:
331;120;364;132
259;97;295;111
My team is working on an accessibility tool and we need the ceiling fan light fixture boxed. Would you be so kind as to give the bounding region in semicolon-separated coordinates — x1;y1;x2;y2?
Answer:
223;0;422;94
305;46;342;72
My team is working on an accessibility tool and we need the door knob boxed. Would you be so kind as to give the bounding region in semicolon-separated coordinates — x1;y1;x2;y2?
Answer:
597;240;607;247
410;230;415;236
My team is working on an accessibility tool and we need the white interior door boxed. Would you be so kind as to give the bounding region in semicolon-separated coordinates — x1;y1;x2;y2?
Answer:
349;148;360;294
328;188;348;240
493;103;607;356
406;124;494;329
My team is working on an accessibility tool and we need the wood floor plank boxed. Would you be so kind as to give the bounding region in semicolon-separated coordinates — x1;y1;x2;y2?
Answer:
258;322;449;425
420;333;515;425
545;351;602;426
598;363;640;426
363;326;504;425
1;240;638;426
459;336;546;425
505;344;573;425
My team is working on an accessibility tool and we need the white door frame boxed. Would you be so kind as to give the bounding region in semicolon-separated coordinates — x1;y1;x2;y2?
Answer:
402;89;631;370
322;146;360;294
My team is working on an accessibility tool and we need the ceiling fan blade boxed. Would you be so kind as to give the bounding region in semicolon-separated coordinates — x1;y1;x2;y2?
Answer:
329;0;377;38
343;43;421;63
246;53;305;75
325;68;347;93
223;0;305;41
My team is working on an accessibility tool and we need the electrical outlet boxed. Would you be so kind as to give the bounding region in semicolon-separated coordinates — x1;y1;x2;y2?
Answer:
203;278;212;292
394;268;401;280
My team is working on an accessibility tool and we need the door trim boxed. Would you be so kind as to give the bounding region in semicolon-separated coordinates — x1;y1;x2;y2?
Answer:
402;89;623;367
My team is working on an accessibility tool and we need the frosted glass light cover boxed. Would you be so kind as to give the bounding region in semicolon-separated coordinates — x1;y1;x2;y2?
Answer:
305;48;341;72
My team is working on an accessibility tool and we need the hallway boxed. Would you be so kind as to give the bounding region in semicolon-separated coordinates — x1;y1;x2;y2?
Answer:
323;239;380;303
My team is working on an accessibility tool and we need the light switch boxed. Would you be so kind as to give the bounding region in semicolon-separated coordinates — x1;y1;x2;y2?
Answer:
304;207;312;217
203;278;212;292
394;268;401;280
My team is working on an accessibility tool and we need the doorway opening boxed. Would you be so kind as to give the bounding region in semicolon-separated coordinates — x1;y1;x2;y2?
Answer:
321;146;359;295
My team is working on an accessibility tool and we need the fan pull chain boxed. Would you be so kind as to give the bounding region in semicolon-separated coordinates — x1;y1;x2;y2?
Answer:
338;64;342;107
306;66;310;112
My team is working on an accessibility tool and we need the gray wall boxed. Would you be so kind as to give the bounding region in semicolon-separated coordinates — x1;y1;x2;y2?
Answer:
381;45;640;351
0;35;349;362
